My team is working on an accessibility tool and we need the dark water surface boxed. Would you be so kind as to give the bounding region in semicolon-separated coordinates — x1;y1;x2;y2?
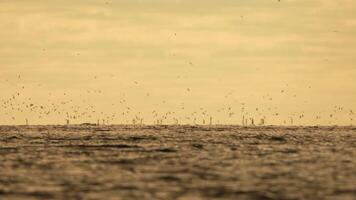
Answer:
0;125;356;200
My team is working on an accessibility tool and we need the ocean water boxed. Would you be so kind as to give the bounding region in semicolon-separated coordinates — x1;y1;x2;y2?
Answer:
0;125;355;200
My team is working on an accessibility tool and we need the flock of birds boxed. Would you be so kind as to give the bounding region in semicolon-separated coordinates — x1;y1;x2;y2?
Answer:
0;74;354;126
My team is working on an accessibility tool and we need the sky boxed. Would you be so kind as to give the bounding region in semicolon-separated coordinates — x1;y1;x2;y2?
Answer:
0;0;355;125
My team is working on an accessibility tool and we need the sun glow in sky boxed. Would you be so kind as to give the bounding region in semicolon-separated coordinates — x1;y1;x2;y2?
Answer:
1;0;355;125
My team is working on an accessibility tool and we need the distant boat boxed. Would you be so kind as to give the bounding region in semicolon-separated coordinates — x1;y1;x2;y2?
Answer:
80;123;97;126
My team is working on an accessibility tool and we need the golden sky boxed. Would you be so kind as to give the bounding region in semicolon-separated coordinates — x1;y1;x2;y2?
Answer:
0;0;355;125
